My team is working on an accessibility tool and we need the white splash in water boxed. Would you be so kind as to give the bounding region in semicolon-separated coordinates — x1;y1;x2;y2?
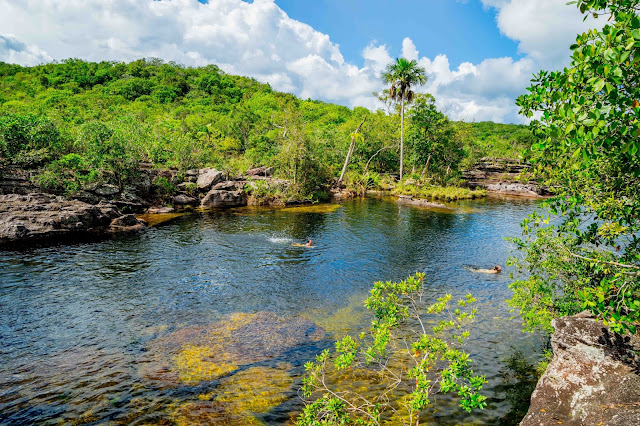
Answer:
268;236;294;244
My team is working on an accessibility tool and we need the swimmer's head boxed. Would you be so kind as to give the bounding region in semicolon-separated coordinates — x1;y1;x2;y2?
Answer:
494;265;502;272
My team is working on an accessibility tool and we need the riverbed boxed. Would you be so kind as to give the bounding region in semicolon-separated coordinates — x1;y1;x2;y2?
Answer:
0;197;544;425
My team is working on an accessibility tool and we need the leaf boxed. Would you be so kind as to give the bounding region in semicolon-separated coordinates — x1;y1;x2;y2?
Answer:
593;79;605;92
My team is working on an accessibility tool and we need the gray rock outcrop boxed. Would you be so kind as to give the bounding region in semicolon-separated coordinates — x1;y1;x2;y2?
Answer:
463;158;550;197
0;193;147;246
197;168;224;190
521;312;640;425
173;194;198;205
200;189;247;208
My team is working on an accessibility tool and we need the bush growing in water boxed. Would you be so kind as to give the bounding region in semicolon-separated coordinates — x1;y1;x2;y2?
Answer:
394;182;486;201
298;273;487;425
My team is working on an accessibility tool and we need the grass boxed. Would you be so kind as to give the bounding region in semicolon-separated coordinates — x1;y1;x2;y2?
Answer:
393;183;486;201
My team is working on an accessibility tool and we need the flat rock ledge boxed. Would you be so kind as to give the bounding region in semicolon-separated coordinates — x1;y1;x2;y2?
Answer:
521;312;640;426
0;193;146;247
395;195;448;209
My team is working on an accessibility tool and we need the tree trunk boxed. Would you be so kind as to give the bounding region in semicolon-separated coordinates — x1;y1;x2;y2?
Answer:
420;154;432;179
400;93;405;180
337;117;367;186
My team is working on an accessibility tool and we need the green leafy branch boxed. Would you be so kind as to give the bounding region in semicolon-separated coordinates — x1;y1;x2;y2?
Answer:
298;273;487;426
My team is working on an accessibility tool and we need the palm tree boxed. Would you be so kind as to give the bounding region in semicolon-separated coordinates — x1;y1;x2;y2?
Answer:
382;58;427;180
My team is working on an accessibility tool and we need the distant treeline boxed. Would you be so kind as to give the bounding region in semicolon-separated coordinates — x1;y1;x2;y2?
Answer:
0;58;534;198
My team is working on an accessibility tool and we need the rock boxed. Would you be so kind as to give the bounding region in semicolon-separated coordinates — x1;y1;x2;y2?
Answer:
147;206;176;214
246;166;273;177
197;168;224;190
109;214;146;232
462;158;551;197
395;195;448;209
173;194;198;205
93;184;120;196
486;182;542;197
212;181;239;191
521;312;640;426
141;311;325;387
200;189;247;208
0;193;145;246
185;168;199;177
0;166;40;195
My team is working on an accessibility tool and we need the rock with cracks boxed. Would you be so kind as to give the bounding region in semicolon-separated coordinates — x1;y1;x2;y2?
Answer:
0;193;147;246
200;189;247;208
521;312;640;426
197;168;224;190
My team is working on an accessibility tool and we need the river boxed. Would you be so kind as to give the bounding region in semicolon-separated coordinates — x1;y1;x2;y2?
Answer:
0;197;544;425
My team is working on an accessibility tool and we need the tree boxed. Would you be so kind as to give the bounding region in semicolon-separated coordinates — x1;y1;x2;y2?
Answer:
298;274;487;425
382;58;427;180
511;0;640;333
406;94;462;182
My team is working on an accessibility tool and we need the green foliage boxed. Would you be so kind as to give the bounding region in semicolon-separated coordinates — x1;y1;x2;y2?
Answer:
153;176;176;201
512;0;640;334
0;113;64;164
394;182;486;201
299;274;487;425
343;171;382;195
35;153;97;195
0;58;530;201
456;121;535;168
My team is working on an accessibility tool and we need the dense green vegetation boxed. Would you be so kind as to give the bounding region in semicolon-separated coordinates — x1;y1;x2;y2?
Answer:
510;0;640;334
0;58;533;200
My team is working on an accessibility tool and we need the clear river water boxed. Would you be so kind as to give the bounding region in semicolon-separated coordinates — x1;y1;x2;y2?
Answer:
0;197;545;425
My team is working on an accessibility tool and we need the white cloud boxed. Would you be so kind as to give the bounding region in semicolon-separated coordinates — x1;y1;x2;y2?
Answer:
0;0;607;123
401;38;419;61
482;0;602;68
0;0;381;109
0;34;51;65
362;42;392;74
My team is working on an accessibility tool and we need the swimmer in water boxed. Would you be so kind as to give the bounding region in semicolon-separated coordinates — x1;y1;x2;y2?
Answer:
468;265;502;274
305;239;313;247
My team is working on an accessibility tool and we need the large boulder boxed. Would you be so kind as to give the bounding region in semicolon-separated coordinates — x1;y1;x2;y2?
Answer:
0;193;146;246
197;168;224;190
521;312;640;425
173;194;198;205
201;189;247;208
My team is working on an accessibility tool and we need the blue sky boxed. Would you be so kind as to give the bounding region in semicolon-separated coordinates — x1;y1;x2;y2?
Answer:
1;0;599;123
272;0;520;68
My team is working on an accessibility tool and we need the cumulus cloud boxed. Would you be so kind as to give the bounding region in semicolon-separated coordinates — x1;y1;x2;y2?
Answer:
0;0;607;122
0;0;382;109
0;34;51;65
401;38;419;62
482;0;602;68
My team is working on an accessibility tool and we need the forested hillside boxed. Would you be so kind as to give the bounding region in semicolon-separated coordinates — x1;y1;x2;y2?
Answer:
0;59;533;199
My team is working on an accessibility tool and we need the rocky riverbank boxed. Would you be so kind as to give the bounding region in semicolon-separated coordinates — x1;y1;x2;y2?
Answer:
463;158;551;197
521;312;640;425
0;164;295;246
0;193;146;247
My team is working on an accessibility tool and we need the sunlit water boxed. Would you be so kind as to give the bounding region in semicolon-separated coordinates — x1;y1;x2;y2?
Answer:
0;197;545;425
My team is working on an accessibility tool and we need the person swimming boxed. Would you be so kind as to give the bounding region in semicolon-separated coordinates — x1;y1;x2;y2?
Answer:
305;239;313;247
467;265;502;274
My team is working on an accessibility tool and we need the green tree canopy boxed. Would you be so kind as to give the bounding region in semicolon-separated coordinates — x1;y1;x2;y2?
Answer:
511;0;640;333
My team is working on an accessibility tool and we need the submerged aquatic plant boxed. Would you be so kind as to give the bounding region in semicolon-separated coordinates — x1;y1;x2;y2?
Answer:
298;273;487;425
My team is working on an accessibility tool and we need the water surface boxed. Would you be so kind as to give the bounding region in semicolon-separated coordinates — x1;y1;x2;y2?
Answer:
0;197;544;425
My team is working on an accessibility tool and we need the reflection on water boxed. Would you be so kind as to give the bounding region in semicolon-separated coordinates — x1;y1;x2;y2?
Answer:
0;197;544;424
